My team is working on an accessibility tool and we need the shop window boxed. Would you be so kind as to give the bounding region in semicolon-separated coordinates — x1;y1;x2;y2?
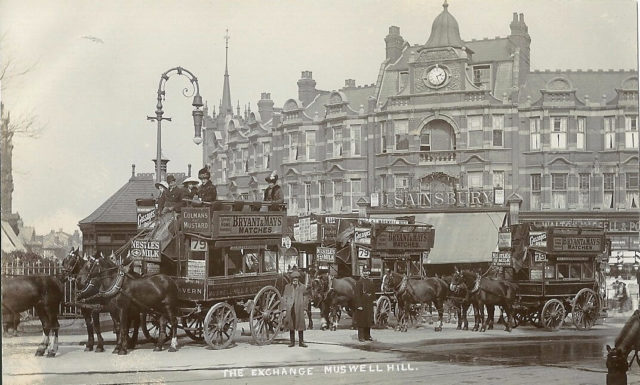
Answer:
297;131;306;160
530;117;541;150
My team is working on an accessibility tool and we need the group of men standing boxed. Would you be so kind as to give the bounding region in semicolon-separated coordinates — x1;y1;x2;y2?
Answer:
281;266;376;348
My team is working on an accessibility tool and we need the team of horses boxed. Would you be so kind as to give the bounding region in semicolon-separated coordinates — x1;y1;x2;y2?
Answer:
307;268;519;334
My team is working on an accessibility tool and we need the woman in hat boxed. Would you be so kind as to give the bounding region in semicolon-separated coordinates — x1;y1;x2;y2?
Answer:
263;171;284;211
155;181;169;213
281;269;308;347
197;167;217;204
182;176;200;202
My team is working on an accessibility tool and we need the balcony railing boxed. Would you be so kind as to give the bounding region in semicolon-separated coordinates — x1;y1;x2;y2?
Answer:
418;150;457;164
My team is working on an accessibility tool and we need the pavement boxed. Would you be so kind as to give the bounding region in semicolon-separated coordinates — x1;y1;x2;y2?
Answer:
11;306;639;335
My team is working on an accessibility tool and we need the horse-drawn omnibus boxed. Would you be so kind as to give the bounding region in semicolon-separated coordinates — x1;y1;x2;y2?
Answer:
507;224;608;331
133;201;291;349
369;222;435;330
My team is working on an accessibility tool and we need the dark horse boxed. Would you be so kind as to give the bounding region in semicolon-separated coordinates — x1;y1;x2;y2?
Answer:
385;272;449;332
440;274;476;331
451;270;518;332
2;265;64;357
76;253;179;354
311;274;356;331
62;248;142;353
606;310;640;380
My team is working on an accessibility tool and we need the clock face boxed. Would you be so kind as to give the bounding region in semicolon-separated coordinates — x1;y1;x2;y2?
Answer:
426;67;447;86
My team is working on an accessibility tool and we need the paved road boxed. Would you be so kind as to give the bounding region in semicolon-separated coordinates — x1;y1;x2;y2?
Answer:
3;319;640;385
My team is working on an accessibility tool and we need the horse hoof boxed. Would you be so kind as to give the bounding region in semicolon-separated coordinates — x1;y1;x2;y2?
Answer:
84;346;93;352
112;348;119;354
463;326;469;331
35;350;45;357
168;347;177;352
456;326;461;330
95;347;105;353
153;347;162;352
46;351;56;358
118;349;128;355
505;328;511;333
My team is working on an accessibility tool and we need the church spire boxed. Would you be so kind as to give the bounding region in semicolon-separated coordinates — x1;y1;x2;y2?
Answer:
221;29;233;116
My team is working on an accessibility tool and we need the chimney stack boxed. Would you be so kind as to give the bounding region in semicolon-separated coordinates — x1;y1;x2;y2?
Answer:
297;71;317;107
258;92;274;123
344;79;356;88
384;26;404;63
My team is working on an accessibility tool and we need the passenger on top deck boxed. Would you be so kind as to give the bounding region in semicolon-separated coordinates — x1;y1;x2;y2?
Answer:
196;167;217;205
182;176;200;202
158;175;187;214
263;171;284;211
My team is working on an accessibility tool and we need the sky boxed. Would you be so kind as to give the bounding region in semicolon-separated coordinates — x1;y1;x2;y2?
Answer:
0;0;638;235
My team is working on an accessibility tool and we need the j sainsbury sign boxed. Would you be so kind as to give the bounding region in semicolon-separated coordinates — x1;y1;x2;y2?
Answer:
373;189;501;208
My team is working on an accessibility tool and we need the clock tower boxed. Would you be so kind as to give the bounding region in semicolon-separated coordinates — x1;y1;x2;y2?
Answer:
410;1;473;93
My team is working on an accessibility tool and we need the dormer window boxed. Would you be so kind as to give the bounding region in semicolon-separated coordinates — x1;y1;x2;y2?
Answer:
398;71;409;92
472;65;491;90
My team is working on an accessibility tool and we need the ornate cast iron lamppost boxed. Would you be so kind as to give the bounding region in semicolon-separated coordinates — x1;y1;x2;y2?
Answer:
148;67;204;183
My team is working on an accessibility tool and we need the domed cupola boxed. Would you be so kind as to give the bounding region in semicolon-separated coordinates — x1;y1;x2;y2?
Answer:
425;1;464;49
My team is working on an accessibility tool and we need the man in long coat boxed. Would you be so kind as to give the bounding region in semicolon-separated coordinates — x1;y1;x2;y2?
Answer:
354;266;375;342
281;270;307;347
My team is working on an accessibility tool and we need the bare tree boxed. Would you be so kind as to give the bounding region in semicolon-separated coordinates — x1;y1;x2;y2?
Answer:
1;34;43;216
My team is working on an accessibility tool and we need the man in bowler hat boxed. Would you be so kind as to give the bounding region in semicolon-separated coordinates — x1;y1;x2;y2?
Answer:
281;269;308;347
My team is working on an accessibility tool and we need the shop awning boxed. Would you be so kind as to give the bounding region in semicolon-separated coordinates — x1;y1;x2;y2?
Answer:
371;212;506;264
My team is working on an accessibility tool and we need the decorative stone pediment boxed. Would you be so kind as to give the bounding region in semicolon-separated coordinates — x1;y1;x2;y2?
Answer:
621;76;639;90
546;77;572;91
547;156;575;166
390;157;415;167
